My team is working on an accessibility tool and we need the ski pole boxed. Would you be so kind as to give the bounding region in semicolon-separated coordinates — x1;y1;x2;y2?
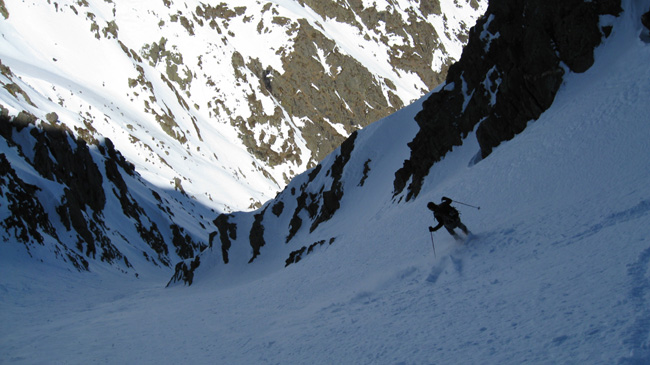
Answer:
430;231;436;258
429;211;437;257
451;200;480;210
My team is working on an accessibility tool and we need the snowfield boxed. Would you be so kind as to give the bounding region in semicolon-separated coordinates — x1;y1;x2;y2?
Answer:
2;1;650;364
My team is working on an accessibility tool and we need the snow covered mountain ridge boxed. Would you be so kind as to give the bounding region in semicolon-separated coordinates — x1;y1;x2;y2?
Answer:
170;0;628;286
0;0;485;276
0;0;485;212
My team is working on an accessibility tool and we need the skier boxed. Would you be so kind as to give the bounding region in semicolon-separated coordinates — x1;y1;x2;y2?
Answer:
427;197;470;239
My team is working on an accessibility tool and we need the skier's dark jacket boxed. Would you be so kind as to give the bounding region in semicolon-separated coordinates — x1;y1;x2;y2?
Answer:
427;197;460;231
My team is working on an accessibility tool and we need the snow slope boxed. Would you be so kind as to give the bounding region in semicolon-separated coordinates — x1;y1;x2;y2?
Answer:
1;1;650;364
0;0;486;212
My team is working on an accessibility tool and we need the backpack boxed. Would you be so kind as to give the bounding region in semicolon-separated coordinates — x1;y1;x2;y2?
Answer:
448;206;459;219
442;205;460;225
433;202;460;225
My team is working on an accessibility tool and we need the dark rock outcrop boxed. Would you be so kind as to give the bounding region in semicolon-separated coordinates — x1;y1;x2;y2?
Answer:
309;131;357;232
1;114;208;274
213;213;237;264
285;237;335;267
167;256;201;286
642;9;650;31
248;208;267;263
393;0;622;200
171;224;206;260
271;201;284;217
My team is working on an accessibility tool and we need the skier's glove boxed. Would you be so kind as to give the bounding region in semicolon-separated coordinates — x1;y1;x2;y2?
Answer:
428;226;435;232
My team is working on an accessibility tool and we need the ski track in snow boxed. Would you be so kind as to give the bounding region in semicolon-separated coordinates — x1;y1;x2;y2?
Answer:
2;0;650;363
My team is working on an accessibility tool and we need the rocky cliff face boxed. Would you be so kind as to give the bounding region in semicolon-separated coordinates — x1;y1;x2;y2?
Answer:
168;0;625;285
393;0;623;200
0;0;486;213
0;111;211;276
169;128;362;286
